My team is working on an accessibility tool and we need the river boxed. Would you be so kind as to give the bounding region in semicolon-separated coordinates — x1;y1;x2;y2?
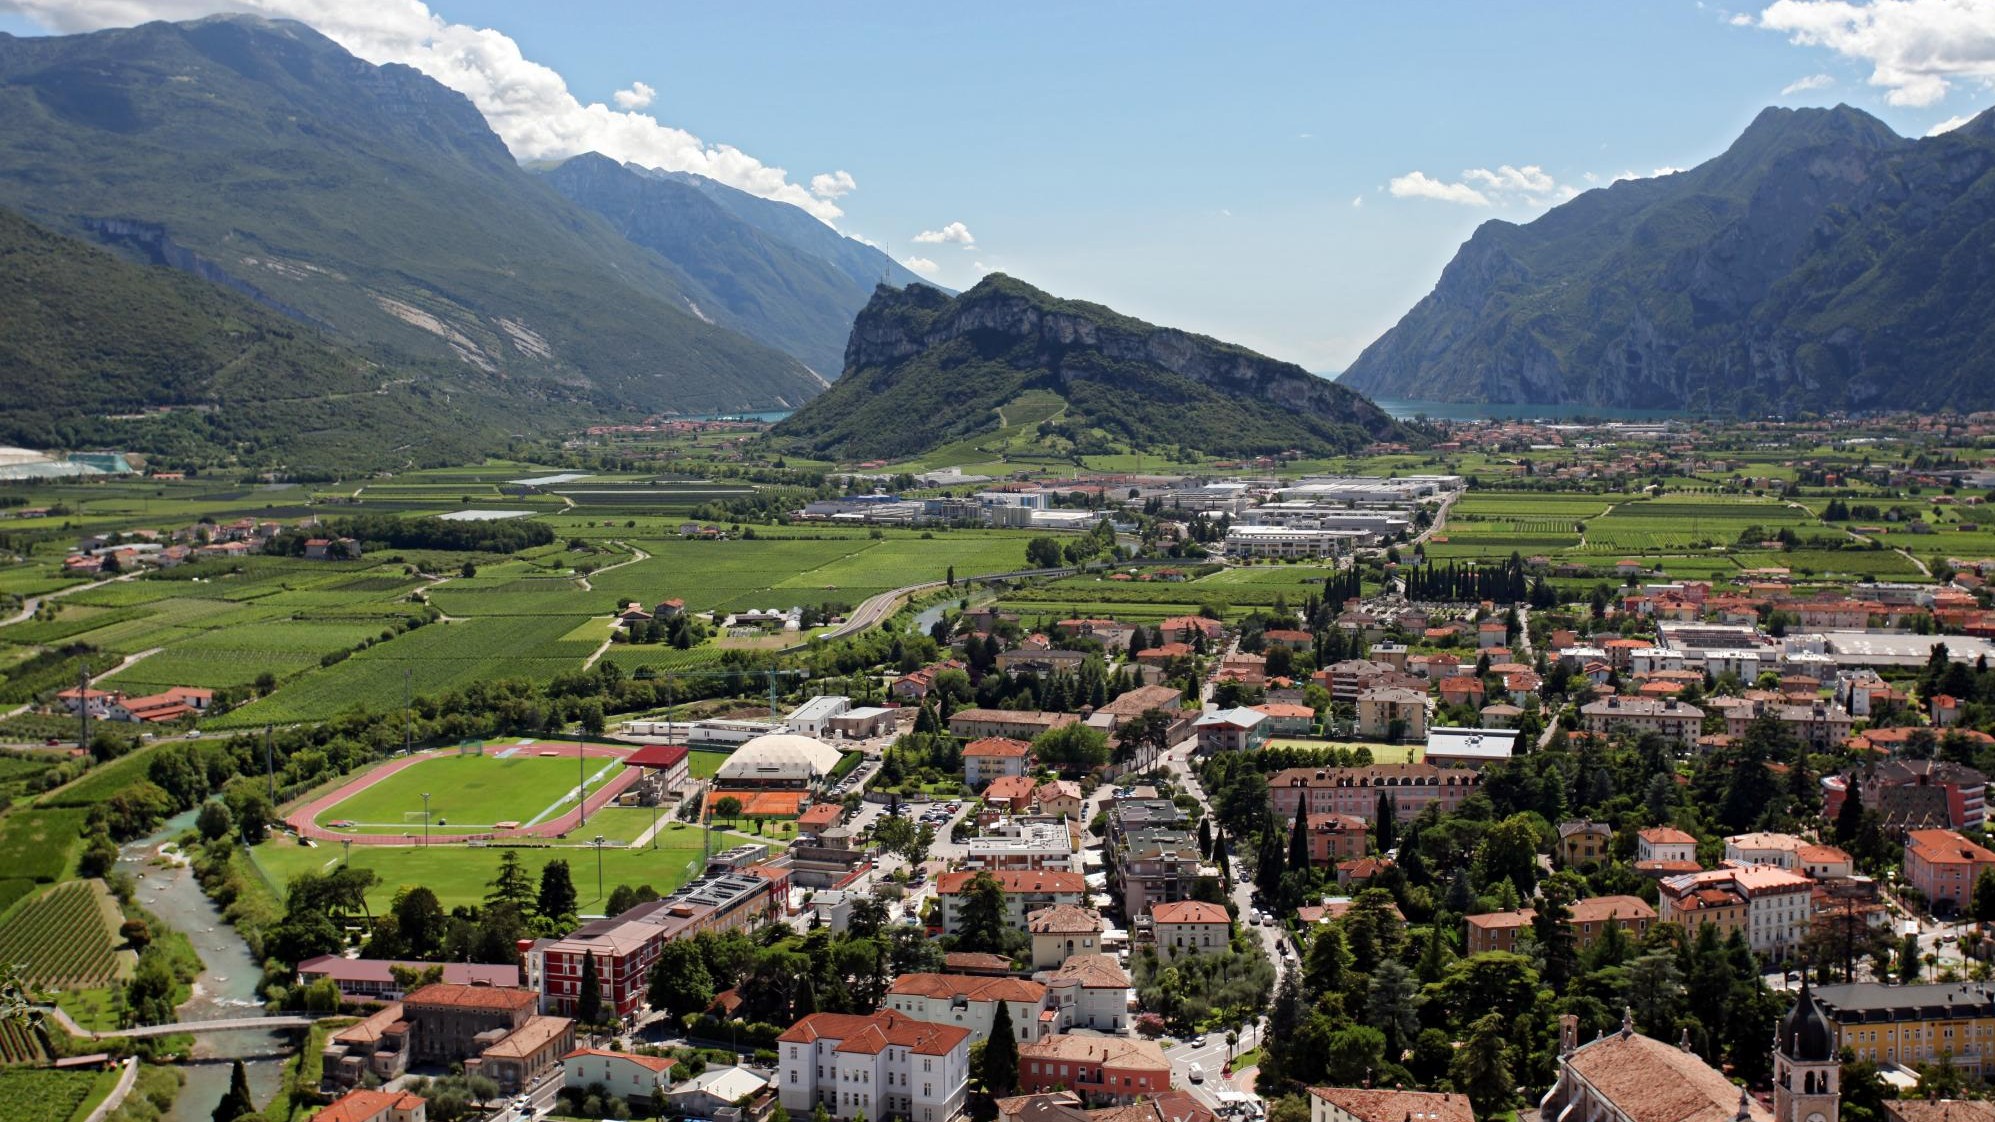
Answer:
119;809;291;1122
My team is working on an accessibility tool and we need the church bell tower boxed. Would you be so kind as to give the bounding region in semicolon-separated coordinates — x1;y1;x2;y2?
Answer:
1774;976;1839;1122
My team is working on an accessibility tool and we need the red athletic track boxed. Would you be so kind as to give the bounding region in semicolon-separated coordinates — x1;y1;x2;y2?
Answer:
285;742;641;846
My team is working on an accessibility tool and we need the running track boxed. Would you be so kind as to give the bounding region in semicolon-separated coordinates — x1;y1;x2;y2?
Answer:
286;743;642;846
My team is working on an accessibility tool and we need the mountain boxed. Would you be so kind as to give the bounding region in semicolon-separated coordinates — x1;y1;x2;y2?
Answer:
646;167;932;294
0;15;826;419
1339;105;1995;413
0;204;527;474
541;153;914;378
772;275;1410;462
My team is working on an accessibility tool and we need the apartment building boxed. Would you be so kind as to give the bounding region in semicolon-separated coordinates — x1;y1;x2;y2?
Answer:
777;1011;971;1122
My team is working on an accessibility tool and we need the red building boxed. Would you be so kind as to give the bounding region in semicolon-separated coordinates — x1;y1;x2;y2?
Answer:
1305;814;1369;867
1017;1035;1172;1104
1903;828;1995;912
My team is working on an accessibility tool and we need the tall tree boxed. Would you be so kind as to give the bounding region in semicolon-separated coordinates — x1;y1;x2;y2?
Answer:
579;950;603;1025
486;849;535;913
1450;1013;1515;1117
212;1060;254;1122
1373;792;1396;853
538;859;578;924
955;871;1010;955
1287;798;1312;876
982;999;1019;1096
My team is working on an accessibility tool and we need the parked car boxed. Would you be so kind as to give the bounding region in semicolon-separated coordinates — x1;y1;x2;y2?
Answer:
1188;1063;1205;1083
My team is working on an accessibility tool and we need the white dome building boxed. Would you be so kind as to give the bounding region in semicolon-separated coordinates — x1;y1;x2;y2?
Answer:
715;733;843;787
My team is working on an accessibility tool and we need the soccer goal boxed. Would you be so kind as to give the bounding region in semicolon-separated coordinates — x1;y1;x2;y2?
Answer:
457;739;485;757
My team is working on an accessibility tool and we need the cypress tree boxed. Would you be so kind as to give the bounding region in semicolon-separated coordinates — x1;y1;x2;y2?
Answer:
579;949;602;1024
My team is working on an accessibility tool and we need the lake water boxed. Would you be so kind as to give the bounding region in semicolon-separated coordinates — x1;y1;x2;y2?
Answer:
120;810;290;1122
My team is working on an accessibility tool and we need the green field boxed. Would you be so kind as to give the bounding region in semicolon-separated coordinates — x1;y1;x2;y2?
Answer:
252;821;758;911
313;750;628;835
1264;739;1424;763
0;809;86;883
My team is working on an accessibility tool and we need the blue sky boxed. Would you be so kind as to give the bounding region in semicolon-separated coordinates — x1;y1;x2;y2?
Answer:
4;0;1991;371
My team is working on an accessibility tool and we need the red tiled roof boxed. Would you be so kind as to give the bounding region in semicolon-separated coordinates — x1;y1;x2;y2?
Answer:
778;1010;971;1056
1148;900;1228;925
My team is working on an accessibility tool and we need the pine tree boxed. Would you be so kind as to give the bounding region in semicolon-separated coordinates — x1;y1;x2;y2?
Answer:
487;848;535;913
538;859;578;924
1373;792;1396;853
1833;777;1865;847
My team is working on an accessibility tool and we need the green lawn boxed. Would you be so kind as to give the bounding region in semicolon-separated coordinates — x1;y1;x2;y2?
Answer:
252;822;759;911
313;751;628;835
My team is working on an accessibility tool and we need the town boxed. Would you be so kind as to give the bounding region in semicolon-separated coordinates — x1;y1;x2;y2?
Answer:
4;407;1995;1122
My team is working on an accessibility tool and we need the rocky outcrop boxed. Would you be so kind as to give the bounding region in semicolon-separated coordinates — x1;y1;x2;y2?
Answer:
774;275;1409;461
1340;105;1995;413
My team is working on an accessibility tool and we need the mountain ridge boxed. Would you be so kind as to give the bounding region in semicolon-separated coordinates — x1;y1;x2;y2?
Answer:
0;14;826;416
774;275;1411;462
1339;104;1995;412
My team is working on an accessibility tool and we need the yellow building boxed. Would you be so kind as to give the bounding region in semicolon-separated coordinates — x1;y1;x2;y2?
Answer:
1811;982;1995;1074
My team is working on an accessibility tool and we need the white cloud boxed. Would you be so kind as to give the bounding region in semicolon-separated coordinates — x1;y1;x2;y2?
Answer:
1928;111;1976;134
1607;166;1686;183
901;256;940;277
810;170;856;199
1387;171;1491;206
1745;0;1995;107
611;81;654;110
1389;164;1578;208
0;0;848;221
1350;196;1364;208
1782;72;1835;94
913;221;976;247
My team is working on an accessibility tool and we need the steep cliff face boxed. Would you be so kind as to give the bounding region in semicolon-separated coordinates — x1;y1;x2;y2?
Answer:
775;275;1409;461
1340;105;1995;413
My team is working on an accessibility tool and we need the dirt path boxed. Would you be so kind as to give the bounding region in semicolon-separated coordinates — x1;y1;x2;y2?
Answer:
576;542;648;593
0;570;141;629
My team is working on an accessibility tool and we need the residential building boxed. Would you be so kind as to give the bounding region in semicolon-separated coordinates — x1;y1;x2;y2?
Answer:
950;709;1080;741
1904;828;1995;912
1823;761;1989;834
777;1011;972;1122
1658;865;1813;959
1579;696;1705;747
560;1048;677;1105
1356;686;1427;741
1041;954;1134;1033
963;819;1078;871
295;957;518;1002
1636;827;1699;867
1712;699;1854;749
1303;814;1368;868
1252;702;1316;737
1307;1088;1472;1122
310;1089;427;1122
937;870;1087;933
1556;820;1613;867
1148;900;1230;960
1463;896;1655;955
984;774;1043;813
1035;781;1085;822
1267;764;1481;823
1192;707;1270;753
1017;1036;1171;1105
1028;905;1105;970
398;984;573;1093
1724;832;1811;869
1317;659;1394;705
1810;980;1995;1074
1110;825;1205;919
884;974;1052;1044
529;870;784;1019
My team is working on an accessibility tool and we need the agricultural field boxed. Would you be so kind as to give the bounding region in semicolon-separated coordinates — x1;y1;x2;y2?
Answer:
251;821;759;912
0;1017;47;1064
1573;495;1816;554
0;808;87;883
0;880;129;991
0;1066;115;1122
313;751;628;836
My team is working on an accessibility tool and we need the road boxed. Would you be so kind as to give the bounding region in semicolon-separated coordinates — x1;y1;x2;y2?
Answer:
793;559;1194;650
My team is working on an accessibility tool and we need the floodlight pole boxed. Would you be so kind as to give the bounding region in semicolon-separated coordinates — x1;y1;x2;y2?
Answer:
578;737;588;828
594;834;606;902
421;792;431;848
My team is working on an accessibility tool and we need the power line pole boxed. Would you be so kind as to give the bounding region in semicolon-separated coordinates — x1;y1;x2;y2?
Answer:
402;667;412;756
76;667;90;753
264;725;275;802
577;737;588;828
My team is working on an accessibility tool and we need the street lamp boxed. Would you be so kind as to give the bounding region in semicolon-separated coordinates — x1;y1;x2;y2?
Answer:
594;834;606;903
422;792;431;848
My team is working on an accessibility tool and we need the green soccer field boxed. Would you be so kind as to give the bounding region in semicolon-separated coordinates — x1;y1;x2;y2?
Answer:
314;751;627;834
252;822;757;911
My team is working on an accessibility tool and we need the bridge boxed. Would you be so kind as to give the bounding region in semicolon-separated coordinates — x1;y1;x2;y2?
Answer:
34;1006;329;1040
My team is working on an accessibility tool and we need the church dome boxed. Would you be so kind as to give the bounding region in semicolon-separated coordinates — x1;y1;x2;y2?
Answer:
1778;979;1836;1062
